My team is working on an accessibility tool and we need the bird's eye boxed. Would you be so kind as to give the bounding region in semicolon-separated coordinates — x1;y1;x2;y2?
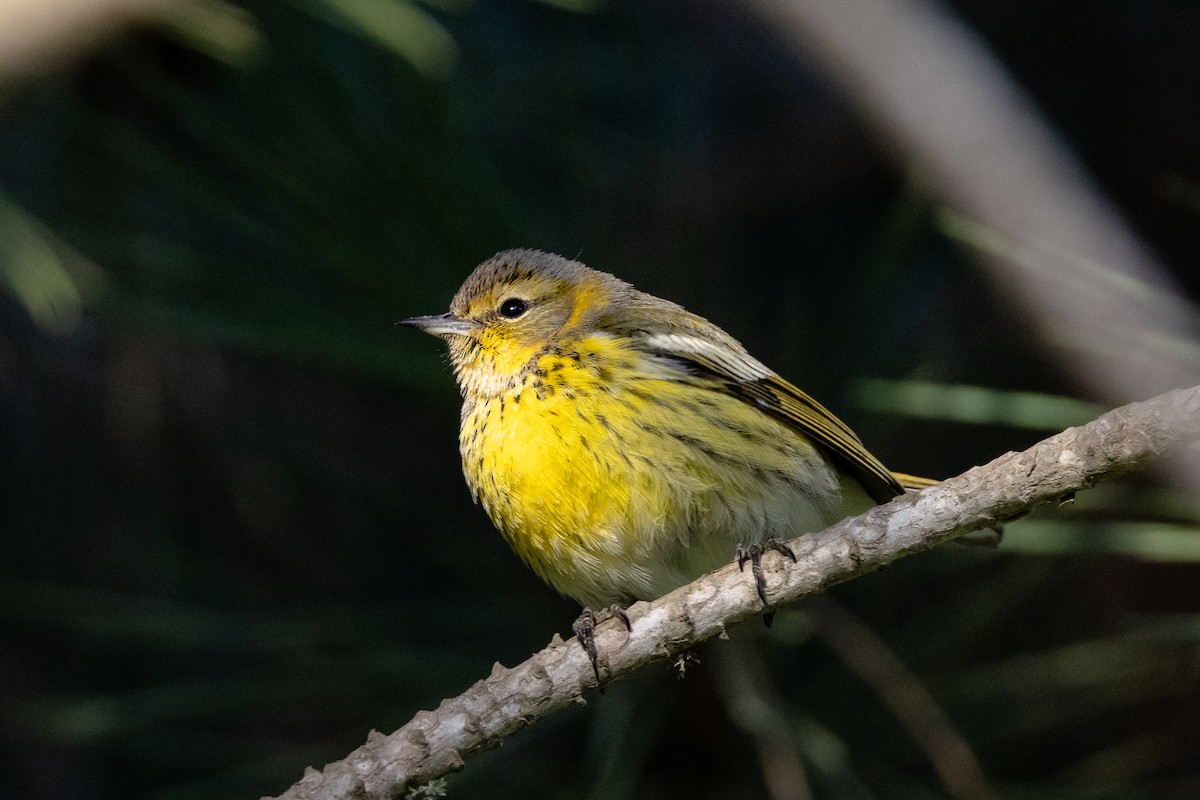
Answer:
498;297;528;319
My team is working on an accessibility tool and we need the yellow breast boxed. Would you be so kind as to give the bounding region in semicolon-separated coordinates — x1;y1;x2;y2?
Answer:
460;333;846;607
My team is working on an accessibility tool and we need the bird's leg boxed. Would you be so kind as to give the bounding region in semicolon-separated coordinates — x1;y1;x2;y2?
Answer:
572;608;599;681
737;538;797;606
572;604;632;682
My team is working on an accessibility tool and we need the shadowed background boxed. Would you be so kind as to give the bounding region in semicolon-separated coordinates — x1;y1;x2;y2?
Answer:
2;1;1200;798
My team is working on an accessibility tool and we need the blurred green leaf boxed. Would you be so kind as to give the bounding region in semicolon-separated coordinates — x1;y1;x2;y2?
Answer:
1001;521;1200;561
296;0;459;78
851;379;1103;429
155;0;262;66
0;193;103;331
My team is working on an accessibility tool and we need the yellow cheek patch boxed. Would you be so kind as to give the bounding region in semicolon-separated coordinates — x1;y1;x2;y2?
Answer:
564;276;608;330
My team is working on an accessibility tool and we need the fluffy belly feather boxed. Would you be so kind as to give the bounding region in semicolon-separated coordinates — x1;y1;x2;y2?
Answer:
460;347;848;608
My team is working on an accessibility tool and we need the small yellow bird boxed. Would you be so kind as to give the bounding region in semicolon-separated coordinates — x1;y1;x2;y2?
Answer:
403;249;928;652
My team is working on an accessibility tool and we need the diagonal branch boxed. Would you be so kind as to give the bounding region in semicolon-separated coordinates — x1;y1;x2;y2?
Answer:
743;0;1200;411
267;384;1200;800
812;597;996;800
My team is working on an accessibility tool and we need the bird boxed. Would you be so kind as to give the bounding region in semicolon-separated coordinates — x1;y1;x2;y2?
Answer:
401;249;930;673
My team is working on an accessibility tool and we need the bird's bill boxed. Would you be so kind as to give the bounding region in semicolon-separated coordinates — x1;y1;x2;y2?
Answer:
398;313;477;337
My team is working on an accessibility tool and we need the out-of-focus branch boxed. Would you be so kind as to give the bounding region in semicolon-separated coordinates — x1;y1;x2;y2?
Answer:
267;385;1200;800
813;598;996;800
0;0;257;81
0;0;168;78
742;0;1200;487
712;640;815;800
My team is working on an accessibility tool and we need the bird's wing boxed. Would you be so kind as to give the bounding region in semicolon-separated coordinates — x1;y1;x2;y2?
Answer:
638;332;904;503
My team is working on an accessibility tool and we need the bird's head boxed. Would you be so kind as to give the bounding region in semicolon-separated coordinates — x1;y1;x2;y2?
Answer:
401;249;629;399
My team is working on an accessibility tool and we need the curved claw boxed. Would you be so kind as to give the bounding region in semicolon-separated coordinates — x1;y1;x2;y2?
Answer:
572;604;631;683
572;607;600;682
737;539;797;607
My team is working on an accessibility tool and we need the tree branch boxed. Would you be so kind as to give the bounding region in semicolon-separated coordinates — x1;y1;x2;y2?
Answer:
267;384;1200;800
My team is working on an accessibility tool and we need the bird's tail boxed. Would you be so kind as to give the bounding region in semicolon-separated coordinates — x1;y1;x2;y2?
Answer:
892;472;939;491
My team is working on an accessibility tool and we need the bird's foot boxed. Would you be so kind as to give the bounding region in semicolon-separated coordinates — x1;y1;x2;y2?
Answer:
572;604;631;682
737;538;797;607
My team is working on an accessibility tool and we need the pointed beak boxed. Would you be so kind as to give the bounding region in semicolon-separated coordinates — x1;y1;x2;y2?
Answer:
397;312;477;337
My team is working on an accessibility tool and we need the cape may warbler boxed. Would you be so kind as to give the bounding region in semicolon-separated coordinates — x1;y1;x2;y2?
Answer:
403;250;927;617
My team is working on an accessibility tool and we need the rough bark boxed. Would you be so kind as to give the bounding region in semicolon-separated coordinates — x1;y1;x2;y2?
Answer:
267;384;1200;800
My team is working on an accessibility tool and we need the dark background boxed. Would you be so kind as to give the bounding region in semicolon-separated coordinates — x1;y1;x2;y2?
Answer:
2;1;1199;798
